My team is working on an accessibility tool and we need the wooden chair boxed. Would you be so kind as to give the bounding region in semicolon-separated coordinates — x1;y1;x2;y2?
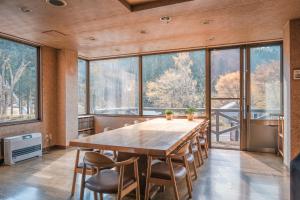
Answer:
144;141;193;200
71;148;95;196
198;120;209;159
173;132;198;180
71;133;95;196
80;152;140;200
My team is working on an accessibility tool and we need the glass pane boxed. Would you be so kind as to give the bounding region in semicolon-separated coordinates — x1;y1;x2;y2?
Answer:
211;48;240;98
142;50;206;116
78;59;87;115
90;57;139;115
0;38;38;123
211;99;240;149
250;45;281;119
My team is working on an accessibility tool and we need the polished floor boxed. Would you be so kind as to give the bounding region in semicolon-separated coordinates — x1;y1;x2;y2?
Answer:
0;148;289;200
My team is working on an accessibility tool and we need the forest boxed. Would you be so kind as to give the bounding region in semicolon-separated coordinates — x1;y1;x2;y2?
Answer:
86;45;281;117
0;38;38;122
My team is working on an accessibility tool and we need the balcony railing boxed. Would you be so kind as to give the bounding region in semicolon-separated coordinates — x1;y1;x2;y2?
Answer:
92;107;280;145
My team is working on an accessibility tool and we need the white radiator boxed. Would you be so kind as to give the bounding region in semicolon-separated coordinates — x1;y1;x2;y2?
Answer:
4;133;42;165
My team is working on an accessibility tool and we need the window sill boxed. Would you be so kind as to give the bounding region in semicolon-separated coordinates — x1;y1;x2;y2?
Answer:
0;119;42;127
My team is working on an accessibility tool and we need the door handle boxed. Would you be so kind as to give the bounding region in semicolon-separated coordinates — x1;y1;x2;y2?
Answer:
246;105;250;113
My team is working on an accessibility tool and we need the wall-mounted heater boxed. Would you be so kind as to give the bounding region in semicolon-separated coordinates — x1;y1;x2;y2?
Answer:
4;133;42;165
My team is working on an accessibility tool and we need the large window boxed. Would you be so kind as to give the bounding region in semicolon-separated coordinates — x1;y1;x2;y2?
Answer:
250;44;281;119
78;59;87;115
142;50;206;115
90;57;139;115
0;38;38;123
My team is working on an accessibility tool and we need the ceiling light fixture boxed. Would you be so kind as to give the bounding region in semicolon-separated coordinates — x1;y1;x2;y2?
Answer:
46;0;67;7
202;19;214;25
87;36;96;41
160;16;172;24
207;36;215;41
20;6;32;13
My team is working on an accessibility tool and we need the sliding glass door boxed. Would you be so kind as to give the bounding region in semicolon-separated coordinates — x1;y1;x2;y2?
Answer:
245;44;282;152
210;48;242;149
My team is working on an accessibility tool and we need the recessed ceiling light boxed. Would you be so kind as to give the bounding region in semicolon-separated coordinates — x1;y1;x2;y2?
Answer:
208;36;215;41
160;16;172;24
202;19;214;25
87;36;96;41
20;6;32;13
46;0;67;7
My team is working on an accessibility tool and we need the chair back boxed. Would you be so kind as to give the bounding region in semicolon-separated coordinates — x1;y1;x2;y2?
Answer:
83;152;115;169
172;140;191;157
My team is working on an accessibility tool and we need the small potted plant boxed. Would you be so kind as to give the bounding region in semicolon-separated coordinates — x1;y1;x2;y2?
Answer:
185;107;197;121
165;109;174;120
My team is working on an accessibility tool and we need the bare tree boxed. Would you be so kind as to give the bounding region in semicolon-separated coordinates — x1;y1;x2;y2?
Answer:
0;53;30;118
145;53;200;108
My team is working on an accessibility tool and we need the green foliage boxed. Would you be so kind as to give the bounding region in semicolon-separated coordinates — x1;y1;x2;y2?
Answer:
185;107;197;114
165;109;173;115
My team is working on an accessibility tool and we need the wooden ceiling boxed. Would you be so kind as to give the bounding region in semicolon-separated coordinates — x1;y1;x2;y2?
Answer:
0;0;299;59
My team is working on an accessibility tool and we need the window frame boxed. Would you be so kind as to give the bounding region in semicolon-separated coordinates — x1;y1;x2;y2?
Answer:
0;36;41;126
82;41;282;119
141;49;207;117
77;58;89;116
88;56;140;116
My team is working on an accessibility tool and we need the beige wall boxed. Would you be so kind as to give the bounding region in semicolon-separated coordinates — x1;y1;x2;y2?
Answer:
0;46;79;150
56;49;78;146
283;18;300;165
0;46;58;148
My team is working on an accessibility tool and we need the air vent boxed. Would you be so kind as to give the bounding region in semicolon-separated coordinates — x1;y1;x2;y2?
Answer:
42;30;68;37
12;145;41;158
46;0;67;7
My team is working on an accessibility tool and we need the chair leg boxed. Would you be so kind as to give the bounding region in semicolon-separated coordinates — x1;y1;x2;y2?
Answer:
94;192;98;200
197;142;204;165
79;165;87;200
100;193;103;200
134;160;141;200
203;144;208;158
193;149;201;167
144;156;152;200
71;149;80;196
167;157;180;200
71;172;77;196
192;159;198;180
183;156;193;193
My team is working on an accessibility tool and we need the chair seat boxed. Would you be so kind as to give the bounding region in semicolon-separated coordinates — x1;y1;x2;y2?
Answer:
85;169;135;194
151;161;187;180
172;153;194;164
78;162;92;169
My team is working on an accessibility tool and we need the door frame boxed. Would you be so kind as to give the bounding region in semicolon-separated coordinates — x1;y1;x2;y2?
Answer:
207;46;245;150
244;42;283;152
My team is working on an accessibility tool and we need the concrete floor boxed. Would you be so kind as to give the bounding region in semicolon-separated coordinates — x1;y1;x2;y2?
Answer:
0;148;289;200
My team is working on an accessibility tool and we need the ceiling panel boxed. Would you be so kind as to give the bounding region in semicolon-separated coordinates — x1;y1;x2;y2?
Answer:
0;0;299;59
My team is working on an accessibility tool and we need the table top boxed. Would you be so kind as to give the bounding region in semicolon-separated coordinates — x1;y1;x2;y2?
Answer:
69;118;204;156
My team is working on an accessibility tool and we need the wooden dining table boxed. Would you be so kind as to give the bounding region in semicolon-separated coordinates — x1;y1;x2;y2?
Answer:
69;118;205;197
